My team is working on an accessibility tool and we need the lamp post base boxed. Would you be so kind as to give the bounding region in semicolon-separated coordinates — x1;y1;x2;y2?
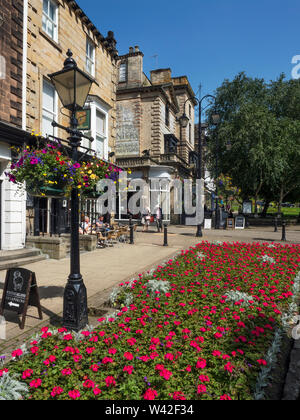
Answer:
63;275;88;332
196;225;203;238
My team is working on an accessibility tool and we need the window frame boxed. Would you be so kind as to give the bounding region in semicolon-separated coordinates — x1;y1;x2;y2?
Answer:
42;0;58;42
119;62;127;83
86;38;96;77
42;78;58;138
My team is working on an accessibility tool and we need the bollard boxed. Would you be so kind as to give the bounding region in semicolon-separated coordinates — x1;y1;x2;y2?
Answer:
274;216;278;233
281;220;287;241
129;217;134;245
163;223;168;247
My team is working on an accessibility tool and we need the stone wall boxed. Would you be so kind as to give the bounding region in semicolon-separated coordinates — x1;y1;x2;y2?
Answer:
0;0;24;127
27;0;118;154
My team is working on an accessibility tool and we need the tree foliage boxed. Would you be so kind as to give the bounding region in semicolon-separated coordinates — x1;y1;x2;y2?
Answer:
207;73;300;212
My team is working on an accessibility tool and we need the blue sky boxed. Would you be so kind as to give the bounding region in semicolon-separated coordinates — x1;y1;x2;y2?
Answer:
77;0;299;98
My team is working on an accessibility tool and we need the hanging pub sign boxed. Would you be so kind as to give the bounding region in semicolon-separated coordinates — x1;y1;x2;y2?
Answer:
0;268;43;330
235;216;246;230
76;108;91;131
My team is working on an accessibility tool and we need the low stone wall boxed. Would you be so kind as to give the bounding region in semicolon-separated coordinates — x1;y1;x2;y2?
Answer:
26;235;97;260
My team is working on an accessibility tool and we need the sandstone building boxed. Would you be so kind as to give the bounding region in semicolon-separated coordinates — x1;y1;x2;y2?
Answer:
0;0;119;249
116;46;197;222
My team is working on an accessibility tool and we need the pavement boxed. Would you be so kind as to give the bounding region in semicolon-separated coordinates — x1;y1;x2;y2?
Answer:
0;224;299;358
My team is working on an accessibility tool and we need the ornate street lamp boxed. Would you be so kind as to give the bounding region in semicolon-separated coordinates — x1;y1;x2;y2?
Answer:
48;50;94;331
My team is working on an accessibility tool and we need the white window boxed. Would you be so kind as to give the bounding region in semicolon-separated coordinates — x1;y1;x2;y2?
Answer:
95;110;106;158
86;39;95;77
119;63;127;82
42;79;57;138
42;0;58;42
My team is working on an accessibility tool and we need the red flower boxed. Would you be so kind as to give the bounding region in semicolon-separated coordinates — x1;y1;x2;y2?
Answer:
144;388;158;400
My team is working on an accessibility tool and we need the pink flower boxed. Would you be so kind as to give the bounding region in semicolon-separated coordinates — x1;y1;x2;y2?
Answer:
0;369;8;377
220;394;232;400
22;369;33;379
11;349;23;358
86;347;96;355
123;366;134;375
63;334;73;341
196;358;207;369
124;352;134;361
224;362;235;373
171;391;186;400
197;384;207;394
30;379;42;389
69;390;80;400
61;368;72;376
93;388;102;396
144;388;158;400
159;369;172;380
105;376;116;387
199;375;210;383
257;359;267;366
90;364;100;372
83;380;95;389
51;387;64;398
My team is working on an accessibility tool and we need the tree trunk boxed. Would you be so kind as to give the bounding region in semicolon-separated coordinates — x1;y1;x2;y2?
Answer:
261;200;271;218
277;186;284;215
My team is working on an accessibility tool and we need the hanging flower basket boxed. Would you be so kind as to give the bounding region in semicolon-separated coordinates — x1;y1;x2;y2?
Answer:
5;140;124;199
81;187;102;200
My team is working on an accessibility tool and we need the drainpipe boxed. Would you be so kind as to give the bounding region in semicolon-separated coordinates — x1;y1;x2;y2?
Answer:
22;0;28;131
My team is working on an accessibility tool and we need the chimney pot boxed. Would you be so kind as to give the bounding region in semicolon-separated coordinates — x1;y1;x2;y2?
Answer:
135;46;139;52
129;47;134;53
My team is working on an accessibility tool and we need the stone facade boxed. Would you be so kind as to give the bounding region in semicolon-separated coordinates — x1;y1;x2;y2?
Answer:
0;0;24;127
116;47;197;223
26;0;118;158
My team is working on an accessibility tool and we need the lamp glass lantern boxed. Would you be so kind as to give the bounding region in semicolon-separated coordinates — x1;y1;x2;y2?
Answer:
179;113;190;129
212;113;220;125
49;50;94;112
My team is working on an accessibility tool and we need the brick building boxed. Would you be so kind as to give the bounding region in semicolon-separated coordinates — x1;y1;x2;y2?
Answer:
0;0;31;250
116;46;197;223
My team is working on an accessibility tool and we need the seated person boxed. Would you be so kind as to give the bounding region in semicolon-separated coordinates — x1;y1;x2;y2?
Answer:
79;216;91;235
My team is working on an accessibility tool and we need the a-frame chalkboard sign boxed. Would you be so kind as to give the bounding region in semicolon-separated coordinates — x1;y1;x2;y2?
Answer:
0;268;43;330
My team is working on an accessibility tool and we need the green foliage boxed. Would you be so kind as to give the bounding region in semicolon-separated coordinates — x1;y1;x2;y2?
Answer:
207;73;300;208
0;373;28;401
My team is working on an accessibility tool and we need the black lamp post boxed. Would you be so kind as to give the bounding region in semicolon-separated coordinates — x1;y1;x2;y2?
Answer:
49;50;94;331
179;95;219;237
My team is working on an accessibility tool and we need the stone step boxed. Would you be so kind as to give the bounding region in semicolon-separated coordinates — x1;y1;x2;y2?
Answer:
0;254;47;271
0;248;42;263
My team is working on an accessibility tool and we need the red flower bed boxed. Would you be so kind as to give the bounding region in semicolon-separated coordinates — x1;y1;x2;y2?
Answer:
4;242;300;400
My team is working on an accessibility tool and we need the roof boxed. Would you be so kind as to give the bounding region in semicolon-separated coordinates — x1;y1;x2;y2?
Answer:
65;0;118;58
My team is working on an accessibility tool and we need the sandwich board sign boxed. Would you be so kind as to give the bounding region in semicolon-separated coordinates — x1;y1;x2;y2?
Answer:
204;219;212;230
235;216;246;230
0;268;43;330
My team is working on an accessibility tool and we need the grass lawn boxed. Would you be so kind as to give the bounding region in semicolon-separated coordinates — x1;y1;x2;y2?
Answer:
1;242;300;401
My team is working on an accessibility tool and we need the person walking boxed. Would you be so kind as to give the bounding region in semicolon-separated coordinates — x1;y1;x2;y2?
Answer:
155;205;163;233
142;207;151;232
